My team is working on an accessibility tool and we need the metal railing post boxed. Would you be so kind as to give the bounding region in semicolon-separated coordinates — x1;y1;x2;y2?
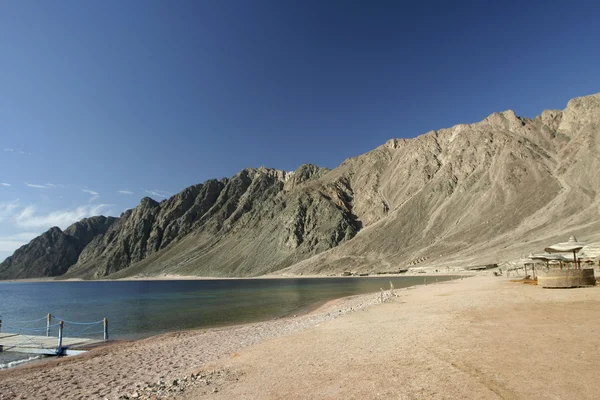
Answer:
57;320;64;355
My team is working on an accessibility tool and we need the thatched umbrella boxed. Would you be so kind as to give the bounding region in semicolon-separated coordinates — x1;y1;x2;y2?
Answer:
529;253;571;271
578;252;599;267
510;257;534;277
519;254;538;278
545;236;586;269
578;243;600;267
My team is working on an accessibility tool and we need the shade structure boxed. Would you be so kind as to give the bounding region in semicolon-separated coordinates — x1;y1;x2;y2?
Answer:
545;236;586;269
513;256;535;277
545;236;586;253
578;243;600;261
529;253;573;270
529;253;571;262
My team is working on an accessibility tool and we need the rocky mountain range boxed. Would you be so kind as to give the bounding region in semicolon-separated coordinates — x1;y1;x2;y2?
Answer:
2;92;600;280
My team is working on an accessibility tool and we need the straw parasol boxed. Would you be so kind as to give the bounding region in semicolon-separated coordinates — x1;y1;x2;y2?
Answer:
529;252;571;270
512;256;536;277
545;236;586;269
578;243;600;266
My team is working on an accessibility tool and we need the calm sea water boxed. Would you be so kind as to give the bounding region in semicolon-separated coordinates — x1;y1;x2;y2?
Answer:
0;275;457;368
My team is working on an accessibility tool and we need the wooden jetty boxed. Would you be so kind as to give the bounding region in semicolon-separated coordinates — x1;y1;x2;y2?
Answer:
0;315;109;356
0;333;105;356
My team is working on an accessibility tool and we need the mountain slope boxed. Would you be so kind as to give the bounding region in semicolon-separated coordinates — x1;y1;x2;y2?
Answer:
61;164;357;279
2;92;600;279
284;93;600;273
0;216;117;279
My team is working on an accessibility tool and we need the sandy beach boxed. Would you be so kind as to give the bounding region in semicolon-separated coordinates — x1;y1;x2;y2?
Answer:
1;274;599;399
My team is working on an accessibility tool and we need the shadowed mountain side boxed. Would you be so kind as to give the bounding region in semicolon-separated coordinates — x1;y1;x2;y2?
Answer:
2;92;600;279
61;164;357;279
107;187;359;278
0;216;117;279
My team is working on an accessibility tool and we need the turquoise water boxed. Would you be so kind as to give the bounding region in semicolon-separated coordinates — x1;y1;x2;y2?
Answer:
0;275;458;367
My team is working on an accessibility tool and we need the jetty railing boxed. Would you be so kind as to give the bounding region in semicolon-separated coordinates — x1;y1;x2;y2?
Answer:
0;313;108;356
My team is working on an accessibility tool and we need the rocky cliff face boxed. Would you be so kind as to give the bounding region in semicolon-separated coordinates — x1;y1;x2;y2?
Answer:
0;216;117;279
2;92;600;279
61;164;352;279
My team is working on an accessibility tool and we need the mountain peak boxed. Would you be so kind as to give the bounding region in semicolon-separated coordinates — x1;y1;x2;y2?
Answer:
139;197;160;207
565;92;600;111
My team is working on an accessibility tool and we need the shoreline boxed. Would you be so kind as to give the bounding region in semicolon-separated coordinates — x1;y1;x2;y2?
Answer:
2;276;440;351
8;273;596;399
0;270;472;283
0;278;429;399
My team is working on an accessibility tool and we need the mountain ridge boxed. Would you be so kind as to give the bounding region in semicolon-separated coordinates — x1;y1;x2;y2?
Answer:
2;92;600;279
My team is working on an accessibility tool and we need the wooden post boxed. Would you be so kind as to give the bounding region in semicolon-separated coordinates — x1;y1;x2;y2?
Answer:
0;316;2;334
103;318;108;341
46;313;52;337
57;320;64;355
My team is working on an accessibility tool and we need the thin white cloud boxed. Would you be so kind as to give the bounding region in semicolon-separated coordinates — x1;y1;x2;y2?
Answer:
118;190;134;195
0;201;114;256
1;182;11;187
24;182;67;189
0;200;20;222
25;182;52;189
3;148;30;155
15;204;113;229
81;188;99;202
0;232;39;252
142;188;172;199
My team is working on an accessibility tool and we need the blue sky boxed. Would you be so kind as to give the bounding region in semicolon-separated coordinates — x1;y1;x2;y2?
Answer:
1;0;599;260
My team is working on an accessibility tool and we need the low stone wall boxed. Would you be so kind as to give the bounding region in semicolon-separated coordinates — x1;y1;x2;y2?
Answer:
537;268;596;288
